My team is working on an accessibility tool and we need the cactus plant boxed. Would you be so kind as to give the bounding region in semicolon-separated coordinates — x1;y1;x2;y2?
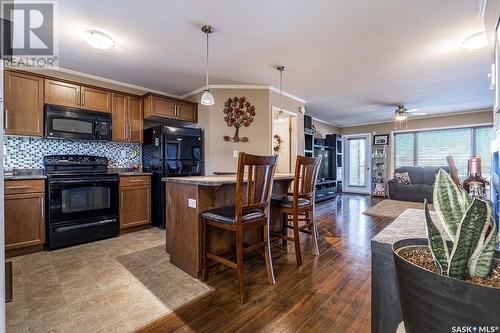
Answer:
424;169;497;279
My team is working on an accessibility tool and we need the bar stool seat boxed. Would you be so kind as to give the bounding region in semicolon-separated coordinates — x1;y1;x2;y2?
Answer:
271;195;311;208
201;206;265;224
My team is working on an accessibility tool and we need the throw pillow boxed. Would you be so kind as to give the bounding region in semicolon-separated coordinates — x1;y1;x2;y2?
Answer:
394;172;411;185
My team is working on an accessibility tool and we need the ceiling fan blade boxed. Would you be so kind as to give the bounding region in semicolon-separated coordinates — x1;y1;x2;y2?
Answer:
406;108;420;113
409;112;427;116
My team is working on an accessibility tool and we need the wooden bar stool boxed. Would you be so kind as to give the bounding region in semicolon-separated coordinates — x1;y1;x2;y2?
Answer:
271;155;322;266
201;152;278;303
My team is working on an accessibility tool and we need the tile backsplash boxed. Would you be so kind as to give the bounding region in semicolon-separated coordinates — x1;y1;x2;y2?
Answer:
4;136;142;169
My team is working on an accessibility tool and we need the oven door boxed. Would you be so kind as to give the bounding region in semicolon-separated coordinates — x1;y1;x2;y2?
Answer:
48;175;119;225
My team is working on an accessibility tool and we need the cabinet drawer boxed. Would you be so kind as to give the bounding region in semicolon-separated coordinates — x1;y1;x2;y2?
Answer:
5;180;45;195
120;175;151;187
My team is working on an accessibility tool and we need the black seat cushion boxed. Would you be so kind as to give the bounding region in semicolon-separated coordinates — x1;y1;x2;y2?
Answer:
271;195;311;208
201;206;265;224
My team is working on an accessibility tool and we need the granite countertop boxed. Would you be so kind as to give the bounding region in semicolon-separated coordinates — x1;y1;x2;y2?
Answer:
4;168;152;180
163;173;294;186
4;169;46;180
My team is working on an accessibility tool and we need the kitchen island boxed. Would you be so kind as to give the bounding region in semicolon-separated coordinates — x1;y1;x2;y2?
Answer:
164;174;294;277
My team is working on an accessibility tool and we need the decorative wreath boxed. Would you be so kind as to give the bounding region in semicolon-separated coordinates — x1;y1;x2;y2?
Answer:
273;134;282;152
222;96;255;142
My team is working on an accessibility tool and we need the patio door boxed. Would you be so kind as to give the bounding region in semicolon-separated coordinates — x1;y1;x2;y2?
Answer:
343;134;371;194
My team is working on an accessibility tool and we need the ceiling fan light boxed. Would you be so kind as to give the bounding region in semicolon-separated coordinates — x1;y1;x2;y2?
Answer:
201;89;215;105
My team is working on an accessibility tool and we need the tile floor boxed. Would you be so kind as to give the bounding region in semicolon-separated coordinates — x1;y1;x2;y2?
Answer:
6;228;212;333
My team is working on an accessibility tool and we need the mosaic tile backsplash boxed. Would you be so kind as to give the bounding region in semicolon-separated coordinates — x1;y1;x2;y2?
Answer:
4;136;142;169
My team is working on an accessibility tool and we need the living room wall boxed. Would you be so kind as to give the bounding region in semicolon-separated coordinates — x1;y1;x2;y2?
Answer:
339;109;493;179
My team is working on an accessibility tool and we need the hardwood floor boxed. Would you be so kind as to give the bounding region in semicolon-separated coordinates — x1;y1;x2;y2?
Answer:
135;194;392;333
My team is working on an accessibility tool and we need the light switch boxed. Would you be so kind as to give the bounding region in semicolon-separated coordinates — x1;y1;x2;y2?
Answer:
188;198;197;208
233;150;239;158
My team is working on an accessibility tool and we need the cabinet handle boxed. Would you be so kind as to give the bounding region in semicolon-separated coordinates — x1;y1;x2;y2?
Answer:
4;109;8;130
120;191;124;207
5;185;29;190
41;197;44;219
80;91;84;106
175;105;178;117
130;179;144;183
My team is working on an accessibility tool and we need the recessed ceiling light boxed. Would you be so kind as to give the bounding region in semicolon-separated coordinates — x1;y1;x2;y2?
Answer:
84;30;115;49
462;31;488;50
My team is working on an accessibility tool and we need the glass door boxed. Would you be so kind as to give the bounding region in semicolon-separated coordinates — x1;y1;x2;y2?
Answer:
343;135;371;193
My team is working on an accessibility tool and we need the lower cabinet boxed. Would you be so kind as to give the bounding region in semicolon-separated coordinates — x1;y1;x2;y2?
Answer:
119;175;151;230
4;180;45;251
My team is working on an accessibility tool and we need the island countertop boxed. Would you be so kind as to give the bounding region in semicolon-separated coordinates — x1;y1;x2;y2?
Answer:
162;173;294;186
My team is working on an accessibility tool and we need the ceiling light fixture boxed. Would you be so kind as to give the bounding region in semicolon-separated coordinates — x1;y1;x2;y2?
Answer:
394;105;408;129
84;30;115;49
200;25;215;106
276;66;287;123
462;31;488;50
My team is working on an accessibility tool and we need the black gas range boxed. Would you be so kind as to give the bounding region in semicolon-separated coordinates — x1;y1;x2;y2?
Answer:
44;155;119;249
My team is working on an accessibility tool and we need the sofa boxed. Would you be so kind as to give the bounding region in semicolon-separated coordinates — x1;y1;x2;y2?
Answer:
388;165;450;204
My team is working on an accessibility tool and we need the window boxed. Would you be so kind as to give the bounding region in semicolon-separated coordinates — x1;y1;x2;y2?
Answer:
394;126;494;179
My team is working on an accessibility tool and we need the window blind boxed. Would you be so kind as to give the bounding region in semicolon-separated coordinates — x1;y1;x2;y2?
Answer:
394;126;494;179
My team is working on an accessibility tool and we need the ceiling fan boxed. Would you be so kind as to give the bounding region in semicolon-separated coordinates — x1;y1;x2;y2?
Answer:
392;105;427;128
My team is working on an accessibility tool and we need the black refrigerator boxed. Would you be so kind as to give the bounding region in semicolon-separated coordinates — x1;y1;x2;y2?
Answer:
143;125;203;228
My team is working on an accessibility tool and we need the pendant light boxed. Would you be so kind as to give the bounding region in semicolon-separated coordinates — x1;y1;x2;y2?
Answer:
201;25;215;105
276;66;287;122
394;106;408;129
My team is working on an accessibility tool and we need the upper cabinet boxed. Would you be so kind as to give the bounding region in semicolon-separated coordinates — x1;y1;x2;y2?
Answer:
143;94;197;123
81;86;112;113
45;79;111;113
4;71;44;136
44;79;80;108
112;93;143;143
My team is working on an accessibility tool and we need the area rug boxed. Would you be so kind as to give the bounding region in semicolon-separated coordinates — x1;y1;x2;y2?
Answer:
362;199;434;219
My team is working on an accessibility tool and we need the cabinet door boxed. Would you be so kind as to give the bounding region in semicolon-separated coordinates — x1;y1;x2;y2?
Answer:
5;193;45;250
152;96;176;118
4;71;44;136
176;102;197;122
120;185;151;229
128;96;143;143
112;93;128;142
81;86;111;113
44;79;81;108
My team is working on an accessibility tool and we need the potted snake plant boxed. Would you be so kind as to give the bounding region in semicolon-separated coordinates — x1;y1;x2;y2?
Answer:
392;169;499;333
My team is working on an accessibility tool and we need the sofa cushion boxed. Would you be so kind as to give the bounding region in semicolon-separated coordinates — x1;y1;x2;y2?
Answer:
394;166;424;184
394;172;411;184
422;166;451;186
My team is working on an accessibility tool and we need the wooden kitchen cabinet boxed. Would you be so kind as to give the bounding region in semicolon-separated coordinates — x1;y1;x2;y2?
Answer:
143;93;197;123
4;180;45;251
112;93;143;143
128;96;143;143
45;78;111;113
44;79;81;108
81;86;112;113
119;176;151;230
4;71;44;136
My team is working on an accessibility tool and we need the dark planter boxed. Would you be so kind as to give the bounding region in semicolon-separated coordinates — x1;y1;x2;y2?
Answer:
393;238;500;333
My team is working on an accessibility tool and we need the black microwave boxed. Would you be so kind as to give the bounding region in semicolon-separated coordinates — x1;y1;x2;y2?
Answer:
45;105;112;141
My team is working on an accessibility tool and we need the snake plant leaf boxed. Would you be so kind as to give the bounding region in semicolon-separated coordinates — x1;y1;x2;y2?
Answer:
448;199;490;279
433;169;467;241
424;200;449;274
469;219;497;277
